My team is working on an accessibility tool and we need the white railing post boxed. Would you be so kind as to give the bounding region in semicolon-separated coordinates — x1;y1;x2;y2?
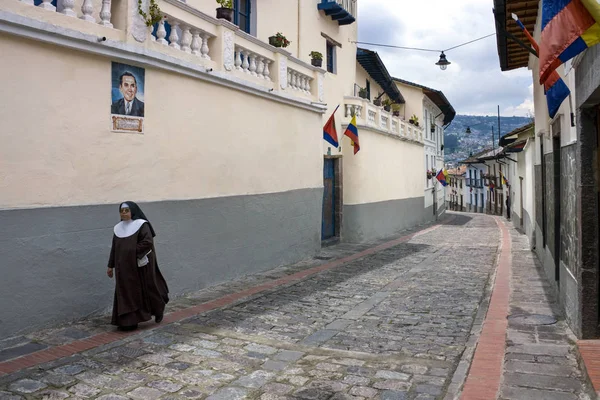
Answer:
98;0;112;27
80;0;95;22
38;0;55;11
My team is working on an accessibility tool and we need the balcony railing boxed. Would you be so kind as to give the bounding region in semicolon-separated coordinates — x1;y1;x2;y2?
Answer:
342;96;424;143
317;0;356;25
4;0;325;106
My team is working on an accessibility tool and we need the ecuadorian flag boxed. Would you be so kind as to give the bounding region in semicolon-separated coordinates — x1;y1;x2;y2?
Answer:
436;169;448;187
539;0;600;84
513;13;570;118
344;115;360;155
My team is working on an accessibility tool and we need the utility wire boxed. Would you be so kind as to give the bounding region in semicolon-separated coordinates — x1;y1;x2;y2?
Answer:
354;33;496;53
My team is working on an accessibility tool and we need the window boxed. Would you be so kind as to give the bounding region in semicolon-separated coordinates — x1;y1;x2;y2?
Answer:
234;0;251;34
366;80;371;100
424;110;429;139
326;41;336;73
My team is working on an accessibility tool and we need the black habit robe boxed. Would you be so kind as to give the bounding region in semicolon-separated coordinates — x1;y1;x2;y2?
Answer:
108;220;169;327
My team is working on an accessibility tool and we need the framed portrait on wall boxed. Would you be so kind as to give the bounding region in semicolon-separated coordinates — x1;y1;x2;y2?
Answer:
110;62;145;133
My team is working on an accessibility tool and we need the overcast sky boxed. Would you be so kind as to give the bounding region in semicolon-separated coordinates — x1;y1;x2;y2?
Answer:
357;0;534;117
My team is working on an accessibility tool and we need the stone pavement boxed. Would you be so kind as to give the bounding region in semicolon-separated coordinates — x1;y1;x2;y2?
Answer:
495;221;593;400
0;213;592;399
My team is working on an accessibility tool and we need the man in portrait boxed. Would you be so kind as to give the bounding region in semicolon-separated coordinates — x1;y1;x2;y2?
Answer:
111;72;145;117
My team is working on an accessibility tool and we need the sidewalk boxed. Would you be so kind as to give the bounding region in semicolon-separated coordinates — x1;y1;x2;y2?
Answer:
460;217;594;400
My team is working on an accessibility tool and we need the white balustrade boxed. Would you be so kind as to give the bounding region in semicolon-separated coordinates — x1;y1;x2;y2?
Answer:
61;0;76;17
287;68;311;94
38;0;55;11
400;122;405;137
26;0;113;26
344;104;362;118
392;119;398;133
99;0;112;27
80;0;95;22
233;46;272;80
168;21;180;49
149;17;214;62
368;110;376;125
200;33;210;59
381;114;389;130
180;26;192;53
156;20;168;45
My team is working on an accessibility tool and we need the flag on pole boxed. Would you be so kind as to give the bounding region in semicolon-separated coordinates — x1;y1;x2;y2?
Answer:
436;169;448;187
539;0;600;85
512;13;570;118
344;115;360;155
501;172;507;186
323;105;339;147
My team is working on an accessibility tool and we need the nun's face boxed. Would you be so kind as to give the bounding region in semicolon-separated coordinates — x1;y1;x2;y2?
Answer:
120;207;132;221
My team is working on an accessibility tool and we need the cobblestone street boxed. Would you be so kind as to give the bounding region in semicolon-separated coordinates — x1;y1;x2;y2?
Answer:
0;213;592;399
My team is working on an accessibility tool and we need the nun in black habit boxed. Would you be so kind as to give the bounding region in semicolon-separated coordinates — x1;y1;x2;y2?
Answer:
107;202;169;331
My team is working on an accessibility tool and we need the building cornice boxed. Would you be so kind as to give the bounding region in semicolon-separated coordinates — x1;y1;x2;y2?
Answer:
0;11;326;114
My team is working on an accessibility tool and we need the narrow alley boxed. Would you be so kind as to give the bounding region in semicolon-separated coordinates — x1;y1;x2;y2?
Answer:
0;213;591;399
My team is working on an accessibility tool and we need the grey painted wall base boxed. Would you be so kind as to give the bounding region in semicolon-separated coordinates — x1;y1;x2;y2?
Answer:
0;188;323;338
342;196;429;243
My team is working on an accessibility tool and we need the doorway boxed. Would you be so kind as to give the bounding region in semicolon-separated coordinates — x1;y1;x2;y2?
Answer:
520;177;524;228
552;119;562;284
322;157;342;243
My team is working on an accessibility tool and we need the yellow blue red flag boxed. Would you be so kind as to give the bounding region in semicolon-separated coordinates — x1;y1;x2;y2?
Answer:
512;13;570;118
539;0;600;84
436;169;448;187
344;115;360;155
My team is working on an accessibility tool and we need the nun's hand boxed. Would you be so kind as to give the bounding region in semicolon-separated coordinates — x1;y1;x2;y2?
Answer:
107;268;114;278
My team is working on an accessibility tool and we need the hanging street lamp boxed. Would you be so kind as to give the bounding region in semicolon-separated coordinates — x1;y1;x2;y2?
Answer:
435;51;451;70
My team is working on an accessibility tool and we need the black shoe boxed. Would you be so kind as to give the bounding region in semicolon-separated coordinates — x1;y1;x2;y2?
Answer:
118;324;138;331
155;314;164;324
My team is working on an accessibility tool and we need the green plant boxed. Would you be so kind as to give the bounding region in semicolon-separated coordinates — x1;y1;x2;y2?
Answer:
358;87;368;98
270;32;290;48
216;0;233;8
309;51;323;60
382;98;393;107
138;0;162;27
391;103;401;112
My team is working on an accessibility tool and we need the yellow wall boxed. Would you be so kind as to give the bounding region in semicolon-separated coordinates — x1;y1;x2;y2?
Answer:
0;36;323;209
394;81;424;123
355;63;384;101
342;130;424;205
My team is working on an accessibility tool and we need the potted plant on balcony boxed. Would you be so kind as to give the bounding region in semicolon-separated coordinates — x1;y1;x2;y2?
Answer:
409;114;419;126
382;99;392;112
269;33;291;48
215;0;233;22
431;123;436;133
138;0;162;27
358;87;368;99
309;51;323;67
373;92;384;106
391;104;401;117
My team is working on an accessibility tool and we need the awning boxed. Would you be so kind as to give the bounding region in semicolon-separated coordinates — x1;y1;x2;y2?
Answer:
357;48;405;104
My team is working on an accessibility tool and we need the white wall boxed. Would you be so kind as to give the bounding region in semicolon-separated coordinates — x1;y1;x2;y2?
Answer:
342;130;424;205
0;36;323;209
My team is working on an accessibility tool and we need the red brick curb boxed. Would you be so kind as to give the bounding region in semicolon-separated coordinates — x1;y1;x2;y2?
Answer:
0;222;443;377
576;340;600;397
460;217;511;400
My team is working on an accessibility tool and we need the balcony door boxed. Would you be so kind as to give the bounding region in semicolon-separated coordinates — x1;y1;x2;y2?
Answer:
234;0;252;34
